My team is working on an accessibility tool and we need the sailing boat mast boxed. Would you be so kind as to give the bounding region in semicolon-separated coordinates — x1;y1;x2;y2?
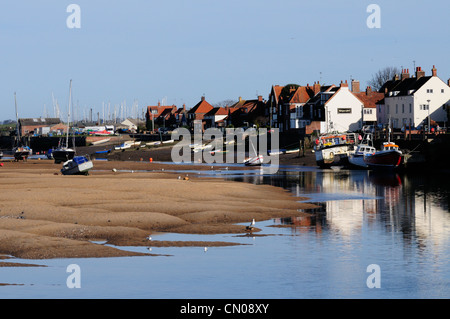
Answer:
66;80;72;148
14;92;20;142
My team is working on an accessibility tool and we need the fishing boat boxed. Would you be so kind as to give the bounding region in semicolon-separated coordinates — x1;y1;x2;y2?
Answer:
348;134;376;169
363;142;402;169
61;155;93;176
12;93;32;161
314;132;358;168
53;80;75;164
363;121;402;170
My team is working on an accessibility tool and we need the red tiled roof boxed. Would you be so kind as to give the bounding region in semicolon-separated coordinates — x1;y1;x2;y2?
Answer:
289;86;315;104
354;91;385;108
147;105;176;117
188;98;214;114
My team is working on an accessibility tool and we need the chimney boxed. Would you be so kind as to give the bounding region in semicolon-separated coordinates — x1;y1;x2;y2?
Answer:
432;65;437;77
201;96;205;101
416;67;425;79
258;95;263;102
158;101;161;107
366;86;372;95
394;74;399;81
448;79;450;87
351;80;360;93
313;82;321;94
183;104;186;112
340;80;348;88
239;96;242;102
401;69;410;80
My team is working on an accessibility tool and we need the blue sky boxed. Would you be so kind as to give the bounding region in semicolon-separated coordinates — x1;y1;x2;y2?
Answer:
1;0;449;121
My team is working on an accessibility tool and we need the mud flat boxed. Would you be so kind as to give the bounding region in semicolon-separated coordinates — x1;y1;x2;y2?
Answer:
0;160;316;265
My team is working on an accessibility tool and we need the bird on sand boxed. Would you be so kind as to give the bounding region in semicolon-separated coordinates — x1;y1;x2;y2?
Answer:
246;219;255;231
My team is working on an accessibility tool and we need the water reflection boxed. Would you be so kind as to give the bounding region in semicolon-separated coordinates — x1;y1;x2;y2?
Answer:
224;168;450;253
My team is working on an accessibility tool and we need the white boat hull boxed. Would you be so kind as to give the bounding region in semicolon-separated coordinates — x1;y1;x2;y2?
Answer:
61;157;94;175
244;155;264;166
349;154;368;168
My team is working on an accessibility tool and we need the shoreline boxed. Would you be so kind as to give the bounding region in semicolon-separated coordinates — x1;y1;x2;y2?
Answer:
0;156;318;267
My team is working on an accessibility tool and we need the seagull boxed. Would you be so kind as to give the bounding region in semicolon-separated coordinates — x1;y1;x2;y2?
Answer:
148;247;152;252
246;219;255;231
204;247;208;252
146;235;152;241
178;176;181;180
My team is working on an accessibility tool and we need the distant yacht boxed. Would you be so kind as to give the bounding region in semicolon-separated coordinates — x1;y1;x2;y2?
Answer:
13;92;32;161
52;80;75;164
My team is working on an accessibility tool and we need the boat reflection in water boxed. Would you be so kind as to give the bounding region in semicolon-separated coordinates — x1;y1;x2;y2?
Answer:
224;167;450;252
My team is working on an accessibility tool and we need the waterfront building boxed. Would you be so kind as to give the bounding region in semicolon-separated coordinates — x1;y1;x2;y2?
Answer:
377;66;450;129
302;81;365;133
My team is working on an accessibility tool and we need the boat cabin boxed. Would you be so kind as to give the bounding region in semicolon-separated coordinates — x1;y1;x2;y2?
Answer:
315;133;357;149
382;142;399;151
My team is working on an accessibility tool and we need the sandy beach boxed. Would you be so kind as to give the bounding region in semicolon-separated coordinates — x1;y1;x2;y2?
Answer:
0;155;317;266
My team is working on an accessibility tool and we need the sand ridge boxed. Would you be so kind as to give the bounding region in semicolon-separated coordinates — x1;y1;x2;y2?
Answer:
0;159;316;264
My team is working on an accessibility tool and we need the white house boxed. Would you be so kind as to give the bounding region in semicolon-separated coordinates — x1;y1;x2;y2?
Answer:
319;81;365;133
379;66;450;129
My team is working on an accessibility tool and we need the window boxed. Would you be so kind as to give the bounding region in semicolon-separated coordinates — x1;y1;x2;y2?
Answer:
402;104;405;113
442;89;445;93
409;104;412;113
396;104;398;114
427;89;433;93
387;105;390;114
420;104;429;111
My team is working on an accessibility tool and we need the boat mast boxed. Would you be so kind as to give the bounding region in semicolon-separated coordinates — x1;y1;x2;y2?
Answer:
14;92;20;145
66;80;72;148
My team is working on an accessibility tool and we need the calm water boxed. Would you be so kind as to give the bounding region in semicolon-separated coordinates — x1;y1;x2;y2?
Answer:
1;165;449;299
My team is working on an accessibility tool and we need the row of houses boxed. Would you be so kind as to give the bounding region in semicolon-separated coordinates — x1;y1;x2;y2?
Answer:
145;64;450;135
269;65;450;133
18;64;448;137
145;95;266;131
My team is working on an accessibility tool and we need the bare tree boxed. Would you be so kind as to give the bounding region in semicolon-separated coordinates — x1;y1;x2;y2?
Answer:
213;99;237;108
368;66;401;91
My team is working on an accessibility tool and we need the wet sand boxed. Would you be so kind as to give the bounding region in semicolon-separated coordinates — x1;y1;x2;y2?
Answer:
0;157;317;266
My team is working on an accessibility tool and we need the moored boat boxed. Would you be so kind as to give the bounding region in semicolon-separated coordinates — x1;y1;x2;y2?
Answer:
12;93;32;161
53;80;76;164
363;142;402;169
314;132;358;168
349;134;376;169
61;155;93;175
244;154;264;166
14;146;32;161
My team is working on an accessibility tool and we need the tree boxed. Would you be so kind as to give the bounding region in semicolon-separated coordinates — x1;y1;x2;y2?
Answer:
368;66;401;91
213;99;237;108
